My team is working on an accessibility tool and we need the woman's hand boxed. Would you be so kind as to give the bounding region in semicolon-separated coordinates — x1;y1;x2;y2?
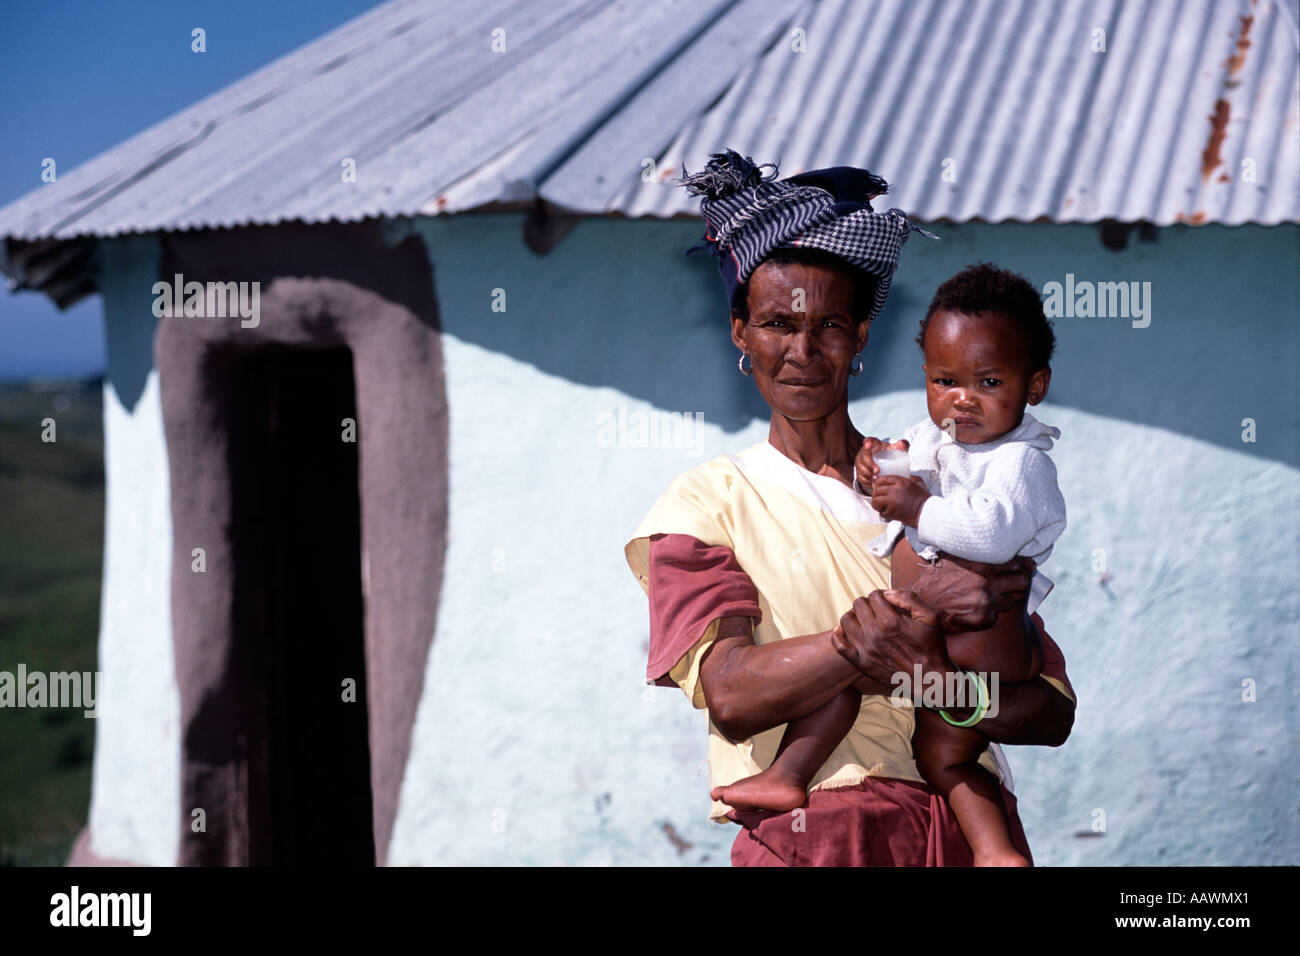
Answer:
830;551;1036;684
907;553;1036;633
831;590;946;687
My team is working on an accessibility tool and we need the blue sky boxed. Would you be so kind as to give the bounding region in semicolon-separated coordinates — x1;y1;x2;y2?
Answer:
0;0;384;381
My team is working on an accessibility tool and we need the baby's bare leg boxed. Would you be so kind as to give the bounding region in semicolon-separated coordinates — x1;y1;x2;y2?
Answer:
914;706;1028;866
892;538;1030;864
711;688;862;812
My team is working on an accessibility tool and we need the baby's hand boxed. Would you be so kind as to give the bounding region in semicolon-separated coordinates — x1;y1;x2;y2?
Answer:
870;474;930;527
854;437;909;496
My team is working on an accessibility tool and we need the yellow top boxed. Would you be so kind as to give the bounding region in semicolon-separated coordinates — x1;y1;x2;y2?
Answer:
627;440;1030;823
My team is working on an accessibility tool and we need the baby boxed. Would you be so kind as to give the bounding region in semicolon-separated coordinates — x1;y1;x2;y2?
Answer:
713;263;1066;866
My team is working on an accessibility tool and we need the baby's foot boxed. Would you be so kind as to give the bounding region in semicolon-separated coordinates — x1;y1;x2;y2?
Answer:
711;769;809;812
973;848;1031;867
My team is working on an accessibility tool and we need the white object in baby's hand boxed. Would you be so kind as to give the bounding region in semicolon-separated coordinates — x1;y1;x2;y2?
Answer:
874;447;911;478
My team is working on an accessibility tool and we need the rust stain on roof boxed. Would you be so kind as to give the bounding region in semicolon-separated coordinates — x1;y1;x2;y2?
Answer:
1201;99;1231;181
1226;14;1254;80
1176;210;1209;224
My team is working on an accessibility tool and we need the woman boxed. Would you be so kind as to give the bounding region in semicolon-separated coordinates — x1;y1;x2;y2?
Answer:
624;151;1076;866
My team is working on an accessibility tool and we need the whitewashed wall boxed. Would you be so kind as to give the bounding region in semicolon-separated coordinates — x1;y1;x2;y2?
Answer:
88;234;180;866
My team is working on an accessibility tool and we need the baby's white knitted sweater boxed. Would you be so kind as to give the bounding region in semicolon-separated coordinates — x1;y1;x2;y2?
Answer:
866;411;1067;614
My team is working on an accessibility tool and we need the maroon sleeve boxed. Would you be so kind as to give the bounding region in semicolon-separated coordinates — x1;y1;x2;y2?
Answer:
645;533;763;686
1031;613;1076;701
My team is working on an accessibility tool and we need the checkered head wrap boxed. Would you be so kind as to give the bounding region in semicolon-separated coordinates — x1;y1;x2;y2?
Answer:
679;149;935;324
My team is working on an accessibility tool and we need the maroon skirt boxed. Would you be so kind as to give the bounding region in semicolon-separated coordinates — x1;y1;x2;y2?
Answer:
728;776;1032;867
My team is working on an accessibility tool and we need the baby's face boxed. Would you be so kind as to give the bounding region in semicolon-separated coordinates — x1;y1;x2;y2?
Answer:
921;310;1048;444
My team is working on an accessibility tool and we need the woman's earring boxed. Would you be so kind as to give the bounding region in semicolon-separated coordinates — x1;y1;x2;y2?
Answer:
850;353;863;376
738;353;753;376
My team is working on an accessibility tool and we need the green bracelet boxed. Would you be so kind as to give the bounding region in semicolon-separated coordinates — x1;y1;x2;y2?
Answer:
938;670;989;727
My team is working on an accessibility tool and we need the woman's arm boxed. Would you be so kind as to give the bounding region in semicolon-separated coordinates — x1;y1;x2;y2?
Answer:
931;612;1073;747
697;617;862;743
938;671;1074;746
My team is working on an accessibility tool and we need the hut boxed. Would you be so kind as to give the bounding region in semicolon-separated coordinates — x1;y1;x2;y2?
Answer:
1;0;1296;866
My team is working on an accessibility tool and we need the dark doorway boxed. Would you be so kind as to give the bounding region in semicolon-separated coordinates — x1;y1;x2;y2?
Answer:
226;346;373;866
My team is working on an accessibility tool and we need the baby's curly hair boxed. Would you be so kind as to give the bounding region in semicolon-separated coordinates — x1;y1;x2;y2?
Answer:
918;262;1056;371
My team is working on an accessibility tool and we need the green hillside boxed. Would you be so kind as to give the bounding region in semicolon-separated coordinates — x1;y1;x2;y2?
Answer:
0;379;103;866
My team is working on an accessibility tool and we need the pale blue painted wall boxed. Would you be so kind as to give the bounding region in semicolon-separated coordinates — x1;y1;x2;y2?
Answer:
412;215;1299;467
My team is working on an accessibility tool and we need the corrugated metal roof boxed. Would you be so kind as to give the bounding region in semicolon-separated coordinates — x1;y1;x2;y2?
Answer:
0;0;1295;263
603;0;1300;225
0;0;792;244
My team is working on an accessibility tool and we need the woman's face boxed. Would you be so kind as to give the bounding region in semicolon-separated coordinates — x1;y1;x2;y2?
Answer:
730;261;869;423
